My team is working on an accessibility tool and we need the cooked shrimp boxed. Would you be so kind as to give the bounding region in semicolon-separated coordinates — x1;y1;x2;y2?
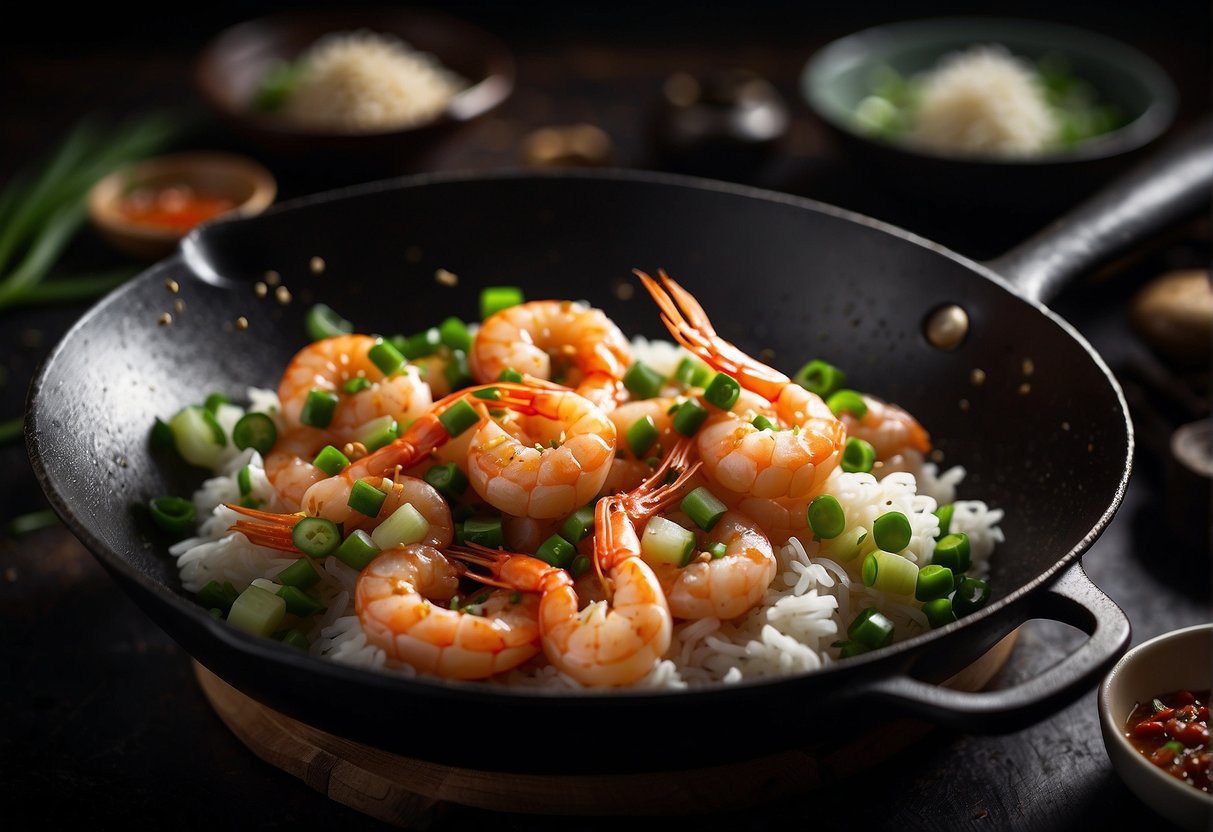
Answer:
602;396;680;494
470;300;632;410
842;393;932;473
356;544;543;680
465;385;616;519
637;269;846;502
277;333;433;434
650;509;776;620
262;426;338;510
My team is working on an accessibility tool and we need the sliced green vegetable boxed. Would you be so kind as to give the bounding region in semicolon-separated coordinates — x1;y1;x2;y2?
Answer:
277;557;320;589
399;328;441;361
807;494;845;539
480;286;524;319
204;392;231;414
626;415;659;457
423;461;469;501
334;529;381;571
934;503;955;538
370;503;430;550
570;554;592;579
343;376;371;395
933;532;972;573
168;405;227;469
305;303;355;341
826;389;868;419
673;356;713;388
356;415;399;452
311;445;350;476
640;516;696;567
751;413;777;432
840;437;876;474
861;550;919;596
291;517;342;558
438;398;480;437
278;629;311;651
793;359;846;398
276;585;327;617
232;412;277;455
835;639;871;658
952;576;990;616
623;362;665;400
368;339;406;376
148;495;196;537
559;504;596;543
348;479;387;517
914;563;955;602
873;510;911;553
672;399;709;436
443;349;474;389
196;580;240;615
922;597;958;628
438;316;472;352
681;486;726;531
703;372;740;410
227;585;286;637
300;389;339;429
708;541;728;559
463;515;504;549
821;526;868;561
237;466;253;497
497;368;524;383
848;607;895;649
534;534;576;569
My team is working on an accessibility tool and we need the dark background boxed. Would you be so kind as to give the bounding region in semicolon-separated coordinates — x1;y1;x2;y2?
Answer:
1;2;1210;830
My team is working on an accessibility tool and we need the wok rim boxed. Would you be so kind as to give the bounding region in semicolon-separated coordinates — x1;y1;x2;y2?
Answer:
26;166;1133;708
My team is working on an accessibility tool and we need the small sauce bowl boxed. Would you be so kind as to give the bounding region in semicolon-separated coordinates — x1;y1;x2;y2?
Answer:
88;151;277;261
1098;623;1213;831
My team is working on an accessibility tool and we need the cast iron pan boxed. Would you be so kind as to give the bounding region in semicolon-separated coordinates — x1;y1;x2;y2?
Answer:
27;120;1210;775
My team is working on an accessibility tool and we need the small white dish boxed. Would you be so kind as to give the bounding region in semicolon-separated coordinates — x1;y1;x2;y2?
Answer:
1098;623;1213;831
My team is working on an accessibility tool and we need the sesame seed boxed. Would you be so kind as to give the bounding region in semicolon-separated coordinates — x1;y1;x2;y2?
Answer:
158;313;172;326
254;281;268;298
614;280;635;300
310;256;326;274
165;279;179;294
435;268;458;287
1022;358;1035;377
1061;421;1071;431
3;567;15;583
264;270;281;287
959;398;970;412
970;368;986;386
173;299;185;315
1018;382;1031;395
235;316;249;330
275;286;292;305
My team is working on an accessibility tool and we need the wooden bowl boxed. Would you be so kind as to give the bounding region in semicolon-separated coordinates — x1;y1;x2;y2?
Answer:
87;151;277;261
193;7;515;178
1098;623;1213;832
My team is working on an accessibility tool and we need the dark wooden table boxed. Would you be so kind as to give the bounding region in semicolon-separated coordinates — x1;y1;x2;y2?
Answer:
2;3;1209;829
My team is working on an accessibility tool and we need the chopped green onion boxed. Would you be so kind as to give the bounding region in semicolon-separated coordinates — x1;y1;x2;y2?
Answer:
278;629;311;651
681;486;727;531
673;355;714;388
623;362;665;400
451;502;475;523
368;339;406;376
311;445;350;476
708;542;728;559
438;398;480;437
237;466;253;496
641;516;696;567
826;389;868;419
672;400;709;436
821;526;868;561
148;495;196;537
343;376;371;395
570;554;592;579
807;494;845;539
334;529;380;570
861;550;920;596
204;392;230;414
922;597;957;628
348;479;388;517
291;517;341;558
933;532;972;573
793;359;846;398
399;328;441;361
952;576;990;616
835;639;871;658
306;303;354;341
277;557;320;589
751;413;777;432
480;286;524;319
463;515;504;549
559;504;596;543
356;415;400;452
873;511;911;553
534;534;576;569
370;502;430;550
300;389;339;429
1163;740;1186;754
848;607;895;649
276;585;327;617
915;563;955;602
703;372;740;410
840;437;876;473
168;405;227;469
934;503;955;538
232;412;278;455
423;461;469;501
497;368;524;383
150;416;175;452
438;316;472;352
472;387;501;401
444;349;474;389
626;415;659;457
227;585;286;637
196;580;239;615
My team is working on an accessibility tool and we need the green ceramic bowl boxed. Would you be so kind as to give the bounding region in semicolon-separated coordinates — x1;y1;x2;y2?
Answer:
801;17;1178;216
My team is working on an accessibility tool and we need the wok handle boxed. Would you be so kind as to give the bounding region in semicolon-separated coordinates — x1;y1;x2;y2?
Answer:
985;116;1212;304
860;562;1130;732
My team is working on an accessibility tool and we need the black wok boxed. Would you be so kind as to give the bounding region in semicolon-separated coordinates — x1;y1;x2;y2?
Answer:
27;120;1210;776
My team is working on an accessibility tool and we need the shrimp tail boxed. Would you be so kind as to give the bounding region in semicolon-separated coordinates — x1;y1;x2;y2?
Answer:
224;503;302;553
622;436;702;519
634;268;788;401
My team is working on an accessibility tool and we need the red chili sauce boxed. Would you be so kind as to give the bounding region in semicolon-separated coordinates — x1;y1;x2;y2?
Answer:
1125;688;1211;792
117;184;236;233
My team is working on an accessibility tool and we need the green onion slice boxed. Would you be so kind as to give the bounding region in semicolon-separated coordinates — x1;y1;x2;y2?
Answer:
334;529;381;571
232;412;278;455
933;532;972;573
626;415;659;457
480;286;525;319
848;607;895;649
703;372;740;410
438;316;472;352
826;389;868;419
277;557;320;589
300;389;339;429
368;339;406;376
914;563;955;602
348;479;387;517
291;517;341;558
148;495;196;537
681;486;727;532
672;400;709;436
438;398;481;437
873;510;911;553
840;437;876;474
423;461;469;501
306;303;354;341
560;504;596;543
534;534;576;569
311;445;350;477
793;359;846;398
623;362;665;400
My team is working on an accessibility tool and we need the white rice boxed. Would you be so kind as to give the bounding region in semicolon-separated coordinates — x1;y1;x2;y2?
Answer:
171;343;1005;690
908;44;1059;158
277;29;468;133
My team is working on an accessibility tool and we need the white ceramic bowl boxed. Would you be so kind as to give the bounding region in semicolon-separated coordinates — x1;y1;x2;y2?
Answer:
1098;623;1213;831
